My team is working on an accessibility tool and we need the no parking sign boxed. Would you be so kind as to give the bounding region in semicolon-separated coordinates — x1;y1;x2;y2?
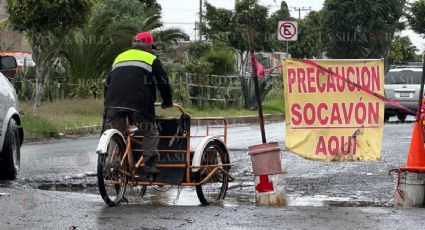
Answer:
278;21;298;41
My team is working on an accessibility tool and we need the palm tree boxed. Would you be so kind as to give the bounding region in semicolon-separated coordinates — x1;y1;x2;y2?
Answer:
60;12;135;82
60;5;186;84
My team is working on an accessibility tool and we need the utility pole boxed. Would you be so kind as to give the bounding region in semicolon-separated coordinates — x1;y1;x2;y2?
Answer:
199;0;203;41
293;6;312;19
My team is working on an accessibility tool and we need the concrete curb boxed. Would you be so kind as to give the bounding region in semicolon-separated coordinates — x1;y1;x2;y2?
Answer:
22;114;285;142
62;114;285;135
63;125;102;136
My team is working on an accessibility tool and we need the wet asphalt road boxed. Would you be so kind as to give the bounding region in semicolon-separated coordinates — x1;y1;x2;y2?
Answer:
18;120;410;205
1;119;425;229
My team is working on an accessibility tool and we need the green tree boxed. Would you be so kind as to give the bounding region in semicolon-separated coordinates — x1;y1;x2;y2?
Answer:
138;0;162;12
186;41;235;75
59;0;186;96
203;0;271;73
408;0;425;36
267;1;292;52
290;11;323;58
188;41;212;60
201;43;236;75
321;0;406;59
389;35;419;63
92;0;185;54
93;0;160;29
60;12;135;82
7;0;95;112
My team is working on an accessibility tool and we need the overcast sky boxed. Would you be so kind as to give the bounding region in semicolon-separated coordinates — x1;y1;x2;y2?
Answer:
157;0;425;53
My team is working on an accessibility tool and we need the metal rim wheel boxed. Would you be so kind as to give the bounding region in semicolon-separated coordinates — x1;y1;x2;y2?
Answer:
124;185;147;203
97;134;127;206
196;140;230;206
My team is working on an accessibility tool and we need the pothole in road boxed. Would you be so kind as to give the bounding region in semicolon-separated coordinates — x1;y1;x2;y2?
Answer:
32;182;390;208
289;195;391;207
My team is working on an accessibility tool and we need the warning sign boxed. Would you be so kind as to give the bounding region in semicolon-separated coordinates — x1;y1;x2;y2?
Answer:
278;21;298;41
283;59;385;162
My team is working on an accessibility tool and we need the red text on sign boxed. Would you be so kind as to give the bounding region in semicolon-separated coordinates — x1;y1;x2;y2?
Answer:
287;66;381;94
315;135;357;156
291;101;380;126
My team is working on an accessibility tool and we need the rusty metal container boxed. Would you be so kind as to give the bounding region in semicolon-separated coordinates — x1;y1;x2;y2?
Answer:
394;171;425;207
248;142;283;176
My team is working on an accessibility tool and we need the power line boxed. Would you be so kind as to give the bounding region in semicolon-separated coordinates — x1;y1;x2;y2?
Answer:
292;6;312;19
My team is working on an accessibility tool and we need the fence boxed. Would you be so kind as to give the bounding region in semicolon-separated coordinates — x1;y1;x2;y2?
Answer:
11;75;103;101
12;71;283;109
184;73;243;108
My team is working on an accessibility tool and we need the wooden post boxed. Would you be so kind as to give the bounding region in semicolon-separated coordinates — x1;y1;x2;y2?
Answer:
199;0;203;41
246;18;267;144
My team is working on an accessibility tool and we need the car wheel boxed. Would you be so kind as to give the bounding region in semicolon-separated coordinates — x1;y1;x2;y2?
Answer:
0;119;20;180
397;114;407;123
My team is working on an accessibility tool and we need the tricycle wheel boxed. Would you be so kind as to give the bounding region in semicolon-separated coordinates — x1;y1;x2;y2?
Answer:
125;185;147;203
97;134;127;206
196;140;230;206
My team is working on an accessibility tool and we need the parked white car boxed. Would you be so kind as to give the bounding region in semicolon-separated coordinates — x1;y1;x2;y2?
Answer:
384;63;423;122
0;56;23;180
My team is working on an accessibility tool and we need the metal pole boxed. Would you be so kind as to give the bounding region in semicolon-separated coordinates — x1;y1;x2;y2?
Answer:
293;7;312;19
246;18;267;144
286;41;289;58
194;22;197;41
199;0;203;41
416;53;425;121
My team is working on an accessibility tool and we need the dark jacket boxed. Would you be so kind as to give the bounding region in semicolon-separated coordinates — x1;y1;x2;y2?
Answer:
104;49;172;121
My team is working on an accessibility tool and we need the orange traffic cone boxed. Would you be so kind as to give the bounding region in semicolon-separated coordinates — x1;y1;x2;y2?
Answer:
406;121;425;169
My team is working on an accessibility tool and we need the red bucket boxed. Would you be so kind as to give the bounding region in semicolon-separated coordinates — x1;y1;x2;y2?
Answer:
248;142;283;176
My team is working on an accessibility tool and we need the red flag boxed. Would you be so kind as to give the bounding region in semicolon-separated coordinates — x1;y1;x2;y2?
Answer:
255;58;265;78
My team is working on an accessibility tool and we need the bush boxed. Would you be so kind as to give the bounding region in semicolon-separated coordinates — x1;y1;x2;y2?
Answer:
201;46;236;75
11;68;36;101
188;41;212;60
70;79;105;99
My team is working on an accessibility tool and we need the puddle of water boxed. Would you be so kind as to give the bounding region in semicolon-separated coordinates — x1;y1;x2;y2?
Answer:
116;186;255;207
36;183;255;206
36;184;388;208
288;195;389;207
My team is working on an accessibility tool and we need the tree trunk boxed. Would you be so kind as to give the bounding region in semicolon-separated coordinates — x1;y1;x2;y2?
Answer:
238;52;244;74
239;51;250;75
30;34;66;113
32;61;49;113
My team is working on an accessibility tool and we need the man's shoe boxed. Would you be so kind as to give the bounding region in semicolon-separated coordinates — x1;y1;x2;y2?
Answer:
143;166;161;176
133;166;161;178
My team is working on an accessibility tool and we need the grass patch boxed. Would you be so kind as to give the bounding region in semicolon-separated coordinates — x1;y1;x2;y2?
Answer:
20;99;104;139
263;98;284;114
21;115;59;140
20;98;284;139
186;107;258;117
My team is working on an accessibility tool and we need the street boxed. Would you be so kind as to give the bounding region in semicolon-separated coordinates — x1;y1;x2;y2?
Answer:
17;120;411;204
1;120;424;229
